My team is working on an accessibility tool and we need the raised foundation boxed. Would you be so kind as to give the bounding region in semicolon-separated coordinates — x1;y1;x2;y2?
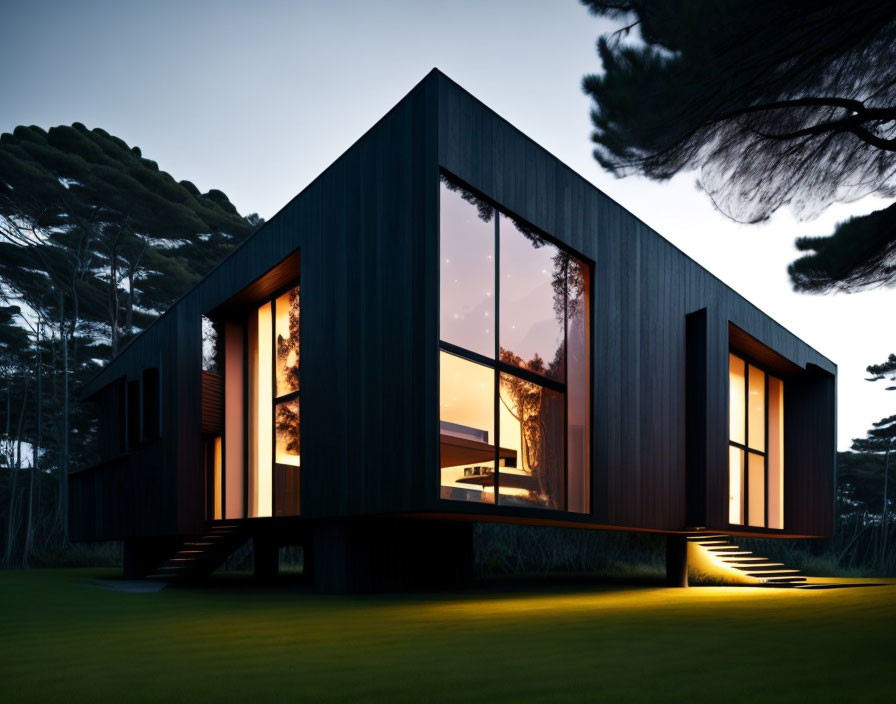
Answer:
311;518;474;594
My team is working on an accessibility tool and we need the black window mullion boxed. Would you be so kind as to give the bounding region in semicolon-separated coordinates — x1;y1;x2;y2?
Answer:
764;372;769;529
743;362;749;526
271;295;277;517
563;257;569;512
494;210;501;505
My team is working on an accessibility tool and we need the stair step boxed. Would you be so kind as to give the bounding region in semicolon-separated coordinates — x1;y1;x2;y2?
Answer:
763;576;806;583
746;568;801;576
728;563;785;569
709;550;752;556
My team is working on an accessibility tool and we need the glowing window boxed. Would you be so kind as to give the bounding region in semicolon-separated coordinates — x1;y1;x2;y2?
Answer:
729;352;784;529
249;286;301;518
438;175;591;513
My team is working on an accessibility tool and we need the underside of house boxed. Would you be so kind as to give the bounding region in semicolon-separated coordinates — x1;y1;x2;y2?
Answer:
72;70;837;592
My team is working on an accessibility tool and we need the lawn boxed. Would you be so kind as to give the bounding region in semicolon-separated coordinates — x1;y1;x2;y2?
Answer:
1;570;894;703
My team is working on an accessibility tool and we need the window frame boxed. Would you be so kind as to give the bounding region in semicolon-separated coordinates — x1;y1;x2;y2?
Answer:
728;350;784;531
258;282;302;517
437;170;592;513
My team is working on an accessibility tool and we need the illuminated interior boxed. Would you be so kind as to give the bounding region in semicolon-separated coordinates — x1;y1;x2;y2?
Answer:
249;301;273;518
213;436;222;521
728;352;784;528
439;176;590;513
217;283;301;520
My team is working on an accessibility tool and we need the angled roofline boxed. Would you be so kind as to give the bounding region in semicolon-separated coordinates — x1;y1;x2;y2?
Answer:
82;67;834;398
81;68;444;396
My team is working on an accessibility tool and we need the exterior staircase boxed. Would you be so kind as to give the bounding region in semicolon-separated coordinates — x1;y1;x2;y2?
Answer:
147;523;248;583
686;533;807;587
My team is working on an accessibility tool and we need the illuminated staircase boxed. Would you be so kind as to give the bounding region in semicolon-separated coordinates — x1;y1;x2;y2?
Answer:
147;523;248;583
686;534;807;587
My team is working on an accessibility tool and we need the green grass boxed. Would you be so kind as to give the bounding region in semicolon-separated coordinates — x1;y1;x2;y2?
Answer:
1;570;894;703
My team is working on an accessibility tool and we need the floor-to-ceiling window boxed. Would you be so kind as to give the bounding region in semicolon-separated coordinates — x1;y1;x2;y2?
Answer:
439;175;591;513
250;286;301;518
728;352;784;529
212;280;301;521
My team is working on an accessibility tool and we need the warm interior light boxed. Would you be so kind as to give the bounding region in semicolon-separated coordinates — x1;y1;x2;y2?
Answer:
768;376;784;529
729;446;744;525
748;365;765;451
250;301;273;518
224;321;244;519
748;452;765;527
439;351;496;503
729;354;745;444
213;435;222;521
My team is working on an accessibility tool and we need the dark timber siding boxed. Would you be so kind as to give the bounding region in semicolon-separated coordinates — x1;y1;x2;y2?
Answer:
73;70;835;542
434;72;835;535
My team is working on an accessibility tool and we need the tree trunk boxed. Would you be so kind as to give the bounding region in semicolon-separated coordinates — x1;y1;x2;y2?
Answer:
5;384;28;568
881;442;891;569
24;318;41;568
125;261;136;341
108;244;119;356
55;288;71;547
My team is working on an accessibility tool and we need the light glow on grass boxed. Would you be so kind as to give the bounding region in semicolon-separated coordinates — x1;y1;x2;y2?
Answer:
0;569;893;703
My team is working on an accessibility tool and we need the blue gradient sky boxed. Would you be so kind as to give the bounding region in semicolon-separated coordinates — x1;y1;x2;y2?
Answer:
1;0;891;448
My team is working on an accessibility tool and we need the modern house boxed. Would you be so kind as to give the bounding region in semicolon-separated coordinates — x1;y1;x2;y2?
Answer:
72;70;836;592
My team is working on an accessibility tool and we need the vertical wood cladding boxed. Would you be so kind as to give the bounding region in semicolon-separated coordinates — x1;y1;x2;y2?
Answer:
435;71;835;535
74;70;835;541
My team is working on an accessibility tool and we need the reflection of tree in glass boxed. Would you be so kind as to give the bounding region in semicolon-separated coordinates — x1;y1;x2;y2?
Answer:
201;315;220;373
276;287;300;393
441;175;585;337
276;400;300;457
440;174;494;222
499;349;563;509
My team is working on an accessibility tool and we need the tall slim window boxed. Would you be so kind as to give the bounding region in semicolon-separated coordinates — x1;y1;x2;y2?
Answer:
728;353;784;529
439;175;590;513
249;285;301;518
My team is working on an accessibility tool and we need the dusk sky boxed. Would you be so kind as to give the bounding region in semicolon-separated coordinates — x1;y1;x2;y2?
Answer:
1;0;891;449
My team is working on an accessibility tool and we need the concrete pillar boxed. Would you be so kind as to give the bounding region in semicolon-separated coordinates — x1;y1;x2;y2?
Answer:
666;534;688;587
253;535;279;582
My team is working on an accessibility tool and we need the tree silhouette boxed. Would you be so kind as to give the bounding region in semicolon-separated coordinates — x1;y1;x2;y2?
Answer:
581;1;896;291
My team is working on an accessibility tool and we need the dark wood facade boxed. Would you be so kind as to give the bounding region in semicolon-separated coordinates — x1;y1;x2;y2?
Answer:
73;70;836;547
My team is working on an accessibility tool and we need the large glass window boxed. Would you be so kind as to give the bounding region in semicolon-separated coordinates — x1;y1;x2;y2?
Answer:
728;353;784;528
249;285;301;518
439;175;591;513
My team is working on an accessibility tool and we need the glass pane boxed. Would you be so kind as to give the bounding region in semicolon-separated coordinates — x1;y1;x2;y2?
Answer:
499;372;565;509
748;452;765;527
729;354;745;444
202;315;220;373
748;365;765;451
213;436;222;521
729;446;744;524
275;398;301;467
499;213;565;381
768;376;784;529
566;257;590;513
249;302;273;518
275;287;300;397
440;351;495;504
224;321;245;519
439;178;495;357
